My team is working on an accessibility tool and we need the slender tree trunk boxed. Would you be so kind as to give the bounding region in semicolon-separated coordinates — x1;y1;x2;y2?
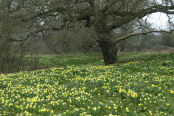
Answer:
97;34;118;65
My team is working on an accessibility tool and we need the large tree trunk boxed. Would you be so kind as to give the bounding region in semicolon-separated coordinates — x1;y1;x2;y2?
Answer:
94;14;118;65
97;35;118;65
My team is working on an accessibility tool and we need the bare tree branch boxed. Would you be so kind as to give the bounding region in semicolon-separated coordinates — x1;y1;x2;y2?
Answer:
107;4;174;30
21;7;68;22
10;26;63;42
87;0;95;8
114;30;174;44
107;4;174;17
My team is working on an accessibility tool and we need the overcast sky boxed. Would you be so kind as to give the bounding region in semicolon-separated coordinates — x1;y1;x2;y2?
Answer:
143;12;171;30
143;0;174;30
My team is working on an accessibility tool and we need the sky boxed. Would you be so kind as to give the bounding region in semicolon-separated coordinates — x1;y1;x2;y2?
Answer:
143;12;170;30
143;0;174;30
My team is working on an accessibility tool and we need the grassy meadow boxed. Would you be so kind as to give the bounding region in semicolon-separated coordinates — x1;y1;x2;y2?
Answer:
0;52;174;115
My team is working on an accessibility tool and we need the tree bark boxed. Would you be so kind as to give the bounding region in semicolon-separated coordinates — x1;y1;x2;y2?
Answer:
94;14;118;65
97;34;118;65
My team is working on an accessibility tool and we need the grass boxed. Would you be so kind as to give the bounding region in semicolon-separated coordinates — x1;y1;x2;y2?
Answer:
0;52;174;115
38;53;104;67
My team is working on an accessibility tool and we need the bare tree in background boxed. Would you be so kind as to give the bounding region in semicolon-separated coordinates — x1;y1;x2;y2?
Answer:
0;0;27;73
1;0;174;66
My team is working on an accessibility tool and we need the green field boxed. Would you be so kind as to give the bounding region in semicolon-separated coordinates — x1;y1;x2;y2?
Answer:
0;53;174;115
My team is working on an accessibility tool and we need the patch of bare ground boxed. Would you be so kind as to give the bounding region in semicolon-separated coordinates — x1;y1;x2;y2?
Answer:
144;47;174;53
164;48;174;53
